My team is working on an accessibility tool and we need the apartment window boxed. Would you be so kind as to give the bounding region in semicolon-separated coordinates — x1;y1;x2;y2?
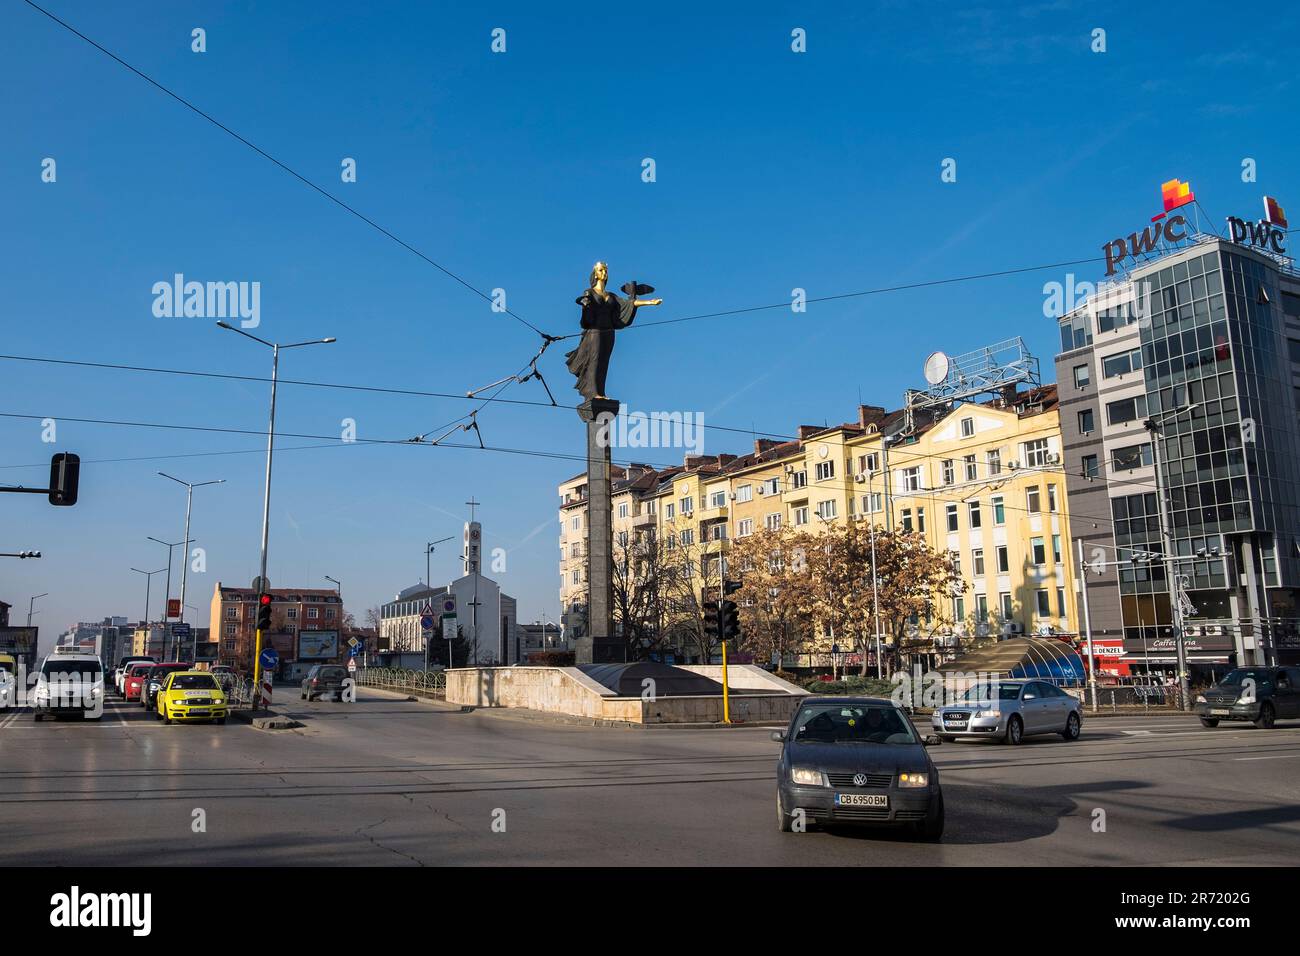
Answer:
1000;592;1013;620
949;551;961;576
665;503;675;520
680;496;693;515
287;608;298;620
761;478;780;496
942;459;954;485
737;518;754;537
1112;443;1153;470
325;608;336;620
1106;395;1147;426
1081;454;1100;478
900;508;913;532
963;454;977;482
1026;486;1041;514
992;496;1005;525
815;461;835;481
945;504;958;532
618;503;629;519
986;449;1001;476
902;467;920;492
954;596;966;623
976;595;989;620
1036;589;1051;617
647;500;657;515
571;516;581;531
618;531;629;547
858;453;879;474
1078;408;1095;435
996;545;1009;573
765;513;782;531
680;529;694;546
1102;348;1143;379
960;417;975;438
972;548;985;577
307;607;318;619
1048;484;1058;513
665;535;676;552
1057;587;1067;616
816;500;838;520
793;506;809;526
225;607;237;620
1022;438;1050;468
1073;364;1091;389
1051;534;1062;564
791;470;808;489
1031;537;1046;566
916;507;926;533
571;543;581;559
735;484;753;503
968;501;982;529
571;570;580;585
225;623;236;636
708;524;726;541
709;490;727;508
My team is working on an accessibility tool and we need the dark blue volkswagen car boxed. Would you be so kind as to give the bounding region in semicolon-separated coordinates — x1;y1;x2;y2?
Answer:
773;697;944;840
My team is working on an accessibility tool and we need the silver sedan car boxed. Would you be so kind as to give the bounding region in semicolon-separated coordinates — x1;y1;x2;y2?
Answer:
931;679;1082;745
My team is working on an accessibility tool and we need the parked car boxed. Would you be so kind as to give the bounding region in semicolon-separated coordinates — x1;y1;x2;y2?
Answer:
140;662;193;710
932;678;1082;745
122;662;156;702
773;697;944;839
1195;666;1300;728
33;649;104;721
155;671;228;724
301;664;349;702
114;655;155;695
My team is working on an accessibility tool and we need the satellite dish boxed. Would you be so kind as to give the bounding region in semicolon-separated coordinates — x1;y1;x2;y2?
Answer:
923;351;950;386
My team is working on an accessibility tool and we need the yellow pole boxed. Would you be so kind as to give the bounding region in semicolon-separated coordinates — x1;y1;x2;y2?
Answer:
721;638;731;724
252;627;263;708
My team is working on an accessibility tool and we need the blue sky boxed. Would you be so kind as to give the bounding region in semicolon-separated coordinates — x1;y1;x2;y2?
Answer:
2;0;1295;646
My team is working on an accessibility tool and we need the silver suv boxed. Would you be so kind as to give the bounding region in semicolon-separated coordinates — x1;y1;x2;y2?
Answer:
931;678;1082;745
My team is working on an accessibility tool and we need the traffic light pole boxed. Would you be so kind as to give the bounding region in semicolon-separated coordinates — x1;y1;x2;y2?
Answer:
253;343;279;703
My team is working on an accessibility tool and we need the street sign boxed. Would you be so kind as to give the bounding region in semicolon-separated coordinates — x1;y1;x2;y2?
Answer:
166;598;181;619
420;614;435;631
442;614;457;641
440;595;457;615
347;658;356;672
259;647;279;670
172;622;191;640
347;636;360;649
348;644;362;657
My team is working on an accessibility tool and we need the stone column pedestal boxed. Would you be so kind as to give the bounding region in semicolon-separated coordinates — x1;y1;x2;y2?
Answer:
576;397;625;665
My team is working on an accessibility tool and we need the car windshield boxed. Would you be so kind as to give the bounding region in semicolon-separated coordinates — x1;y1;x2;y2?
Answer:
41;660;102;678
319;668;345;679
791;704;916;745
962;683;1022;702
170;674;218;690
1219;669;1272;688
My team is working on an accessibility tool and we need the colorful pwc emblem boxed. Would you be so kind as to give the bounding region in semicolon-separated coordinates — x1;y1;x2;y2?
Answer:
1264;196;1288;229
1153;178;1195;221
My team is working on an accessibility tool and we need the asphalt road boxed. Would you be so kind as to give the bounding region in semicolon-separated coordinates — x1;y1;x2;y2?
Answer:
2;690;1298;865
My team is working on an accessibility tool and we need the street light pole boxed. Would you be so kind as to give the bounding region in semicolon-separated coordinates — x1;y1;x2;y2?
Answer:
217;322;335;696
147;536;190;628
27;592;48;627
159;474;224;660
1145;404;1197;712
868;469;884;679
130;567;167;626
1076;539;1098;713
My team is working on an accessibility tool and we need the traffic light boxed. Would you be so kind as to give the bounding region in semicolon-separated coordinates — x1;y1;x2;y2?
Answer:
256;593;273;632
723;578;743;595
721;600;740;640
48;452;79;506
702;600;720;641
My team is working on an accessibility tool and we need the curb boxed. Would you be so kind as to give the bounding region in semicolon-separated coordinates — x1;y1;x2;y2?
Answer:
230;708;300;729
461;704;784;730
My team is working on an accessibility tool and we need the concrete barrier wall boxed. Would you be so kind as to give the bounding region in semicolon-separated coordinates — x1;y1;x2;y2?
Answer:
679;665;807;695
446;665;806;725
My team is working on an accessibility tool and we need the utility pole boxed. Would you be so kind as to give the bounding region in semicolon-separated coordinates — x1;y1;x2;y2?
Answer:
27;593;48;627
216;322;335;697
1076;538;1098;713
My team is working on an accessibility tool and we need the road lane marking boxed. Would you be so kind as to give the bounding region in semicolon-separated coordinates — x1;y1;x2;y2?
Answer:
1234;753;1300;761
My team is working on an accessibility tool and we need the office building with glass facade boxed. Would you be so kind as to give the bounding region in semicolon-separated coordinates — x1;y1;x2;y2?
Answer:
1055;235;1300;676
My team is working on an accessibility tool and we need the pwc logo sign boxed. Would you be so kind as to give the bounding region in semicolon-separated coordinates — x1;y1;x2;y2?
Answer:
1225;196;1289;255
1102;179;1196;276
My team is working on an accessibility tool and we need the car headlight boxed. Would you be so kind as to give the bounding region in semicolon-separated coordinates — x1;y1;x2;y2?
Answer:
790;767;824;786
1195;694;1206;704
898;772;929;788
974;709;999;718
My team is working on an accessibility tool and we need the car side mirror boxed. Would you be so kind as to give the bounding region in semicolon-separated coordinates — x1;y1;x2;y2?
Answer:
770;730;786;742
923;734;942;746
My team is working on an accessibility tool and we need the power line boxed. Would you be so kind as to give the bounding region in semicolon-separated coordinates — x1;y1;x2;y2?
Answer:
19;0;551;342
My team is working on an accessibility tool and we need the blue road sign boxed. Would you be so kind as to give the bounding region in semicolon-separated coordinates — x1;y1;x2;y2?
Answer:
259;647;279;670
348;645;362;657
420;614;435;631
172;623;191;639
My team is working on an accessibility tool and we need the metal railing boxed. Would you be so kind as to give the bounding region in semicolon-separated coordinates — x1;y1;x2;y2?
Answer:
357;667;446;698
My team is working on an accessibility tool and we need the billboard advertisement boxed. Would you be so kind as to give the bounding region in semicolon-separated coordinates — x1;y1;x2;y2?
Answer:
298;630;339;661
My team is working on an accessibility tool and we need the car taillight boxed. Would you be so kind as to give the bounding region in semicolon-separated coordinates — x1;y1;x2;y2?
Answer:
311;678;319;685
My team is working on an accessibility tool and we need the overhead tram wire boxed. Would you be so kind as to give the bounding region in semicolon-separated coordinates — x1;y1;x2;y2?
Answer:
19;0;551;343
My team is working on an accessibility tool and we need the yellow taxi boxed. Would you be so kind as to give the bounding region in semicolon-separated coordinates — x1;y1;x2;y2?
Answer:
155;670;228;724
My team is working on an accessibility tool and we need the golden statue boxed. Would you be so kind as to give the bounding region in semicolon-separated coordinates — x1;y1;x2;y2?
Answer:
565;261;661;401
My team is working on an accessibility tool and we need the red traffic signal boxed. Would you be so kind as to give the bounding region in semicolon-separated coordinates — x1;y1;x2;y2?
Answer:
256;593;273;632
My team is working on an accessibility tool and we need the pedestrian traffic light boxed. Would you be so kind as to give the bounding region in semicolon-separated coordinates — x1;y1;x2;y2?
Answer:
702;600;720;640
48;452;79;506
256;593;273;632
721;600;740;640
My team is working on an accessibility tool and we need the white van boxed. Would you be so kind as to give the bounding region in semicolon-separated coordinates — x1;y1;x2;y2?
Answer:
33;648;105;721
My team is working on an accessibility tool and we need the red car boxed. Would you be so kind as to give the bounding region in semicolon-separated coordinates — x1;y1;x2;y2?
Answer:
123;662;156;702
